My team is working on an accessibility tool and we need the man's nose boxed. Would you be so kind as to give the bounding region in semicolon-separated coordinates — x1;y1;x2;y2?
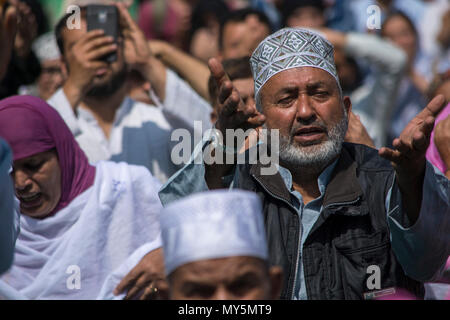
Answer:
142;81;151;92
295;95;316;124
211;286;232;300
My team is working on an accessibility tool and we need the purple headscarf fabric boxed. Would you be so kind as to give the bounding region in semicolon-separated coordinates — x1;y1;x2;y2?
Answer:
0;95;96;215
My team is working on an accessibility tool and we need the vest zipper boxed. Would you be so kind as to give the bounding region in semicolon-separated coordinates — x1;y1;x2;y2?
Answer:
251;174;301;300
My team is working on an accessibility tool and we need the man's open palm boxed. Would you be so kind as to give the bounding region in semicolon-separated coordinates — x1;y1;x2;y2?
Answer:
379;95;446;179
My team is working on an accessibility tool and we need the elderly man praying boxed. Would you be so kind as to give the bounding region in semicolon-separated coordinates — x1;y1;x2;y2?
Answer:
159;28;449;300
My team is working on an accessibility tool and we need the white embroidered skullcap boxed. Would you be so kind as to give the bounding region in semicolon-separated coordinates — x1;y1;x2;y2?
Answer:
250;27;341;99
160;190;268;275
32;32;61;63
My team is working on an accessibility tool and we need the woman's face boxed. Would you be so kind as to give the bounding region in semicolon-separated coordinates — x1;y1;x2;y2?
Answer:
12;150;62;219
382;16;417;63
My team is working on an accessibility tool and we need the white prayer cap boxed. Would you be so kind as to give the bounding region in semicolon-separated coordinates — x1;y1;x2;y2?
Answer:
160;190;268;275
32;32;61;63
250;27;341;99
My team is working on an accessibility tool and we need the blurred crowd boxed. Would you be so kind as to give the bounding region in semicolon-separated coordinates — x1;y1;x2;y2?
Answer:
1;0;449;147
0;0;449;301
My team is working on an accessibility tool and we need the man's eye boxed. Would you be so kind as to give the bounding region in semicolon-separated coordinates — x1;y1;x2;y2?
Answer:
25;161;44;171
315;91;329;97
185;286;215;298
278;96;294;105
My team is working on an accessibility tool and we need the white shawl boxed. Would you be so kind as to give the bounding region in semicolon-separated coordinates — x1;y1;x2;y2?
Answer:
0;161;162;299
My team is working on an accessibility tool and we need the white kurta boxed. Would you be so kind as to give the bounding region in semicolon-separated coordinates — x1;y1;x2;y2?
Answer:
47;69;212;184
0;161;162;300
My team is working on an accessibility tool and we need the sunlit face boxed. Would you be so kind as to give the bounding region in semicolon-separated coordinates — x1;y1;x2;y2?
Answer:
12;150;62;219
382;16;417;63
61;19;127;96
260;67;350;172
37;59;65;101
286;6;325;29
221;16;270;59
169;256;281;300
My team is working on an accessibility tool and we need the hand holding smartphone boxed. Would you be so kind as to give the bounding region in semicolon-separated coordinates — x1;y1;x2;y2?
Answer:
86;5;119;63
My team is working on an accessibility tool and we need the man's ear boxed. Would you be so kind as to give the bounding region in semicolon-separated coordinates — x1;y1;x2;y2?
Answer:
269;266;283;300
343;95;352;120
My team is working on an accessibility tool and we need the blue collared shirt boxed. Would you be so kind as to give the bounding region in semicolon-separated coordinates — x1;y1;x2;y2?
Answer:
277;162;337;299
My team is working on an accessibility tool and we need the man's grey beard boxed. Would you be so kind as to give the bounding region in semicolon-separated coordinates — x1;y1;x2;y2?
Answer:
85;65;128;98
265;111;348;175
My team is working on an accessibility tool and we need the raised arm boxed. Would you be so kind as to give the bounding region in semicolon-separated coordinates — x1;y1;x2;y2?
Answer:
149;40;211;101
204;58;265;189
379;95;446;224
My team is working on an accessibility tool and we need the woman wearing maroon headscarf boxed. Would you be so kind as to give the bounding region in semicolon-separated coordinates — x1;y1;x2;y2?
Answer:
0;96;165;300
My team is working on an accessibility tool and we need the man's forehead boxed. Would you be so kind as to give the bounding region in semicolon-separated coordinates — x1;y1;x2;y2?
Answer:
262;67;339;92
62;19;88;46
174;256;265;280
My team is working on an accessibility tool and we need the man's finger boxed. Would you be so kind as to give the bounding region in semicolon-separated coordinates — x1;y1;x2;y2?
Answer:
78;29;106;46
85;44;117;61
217;80;233;105
87;61;109;71
247;114;266;128
140;285;158;300
124;276;150;300
83;36;115;53
114;269;141;295
392;138;412;157
379;147;402;163
420;94;446;119
208;57;230;88
419;116;436;139
5;5;18;37
411;130;428;153
116;2;136;31
221;90;241;116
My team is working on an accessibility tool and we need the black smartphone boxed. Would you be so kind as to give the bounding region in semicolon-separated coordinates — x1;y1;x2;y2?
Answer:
86;5;119;63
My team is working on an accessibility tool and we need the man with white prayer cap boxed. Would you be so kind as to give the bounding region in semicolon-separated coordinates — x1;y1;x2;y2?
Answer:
160;190;283;300
160;27;449;300
19;32;64;100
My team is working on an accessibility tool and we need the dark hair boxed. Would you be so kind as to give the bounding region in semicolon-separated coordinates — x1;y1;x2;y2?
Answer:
281;0;325;26
20;0;49;36
208;56;253;106
55;6;87;57
218;8;272;50
189;0;230;46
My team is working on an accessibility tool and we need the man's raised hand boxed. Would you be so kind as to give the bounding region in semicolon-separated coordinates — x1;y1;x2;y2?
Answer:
208;57;265;135
379;95;446;179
